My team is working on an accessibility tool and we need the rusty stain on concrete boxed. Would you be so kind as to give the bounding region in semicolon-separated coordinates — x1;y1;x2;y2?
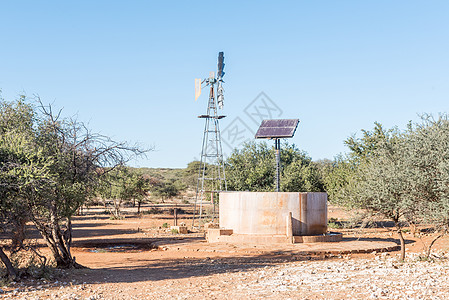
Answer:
219;192;327;236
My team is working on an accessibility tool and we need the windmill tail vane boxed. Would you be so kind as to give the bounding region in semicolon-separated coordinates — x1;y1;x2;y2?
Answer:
194;52;225;109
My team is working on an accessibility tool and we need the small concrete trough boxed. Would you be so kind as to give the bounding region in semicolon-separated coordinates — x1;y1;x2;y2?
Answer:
207;192;342;244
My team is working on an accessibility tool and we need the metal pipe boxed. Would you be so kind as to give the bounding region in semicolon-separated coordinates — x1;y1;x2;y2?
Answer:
174;208;178;226
275;138;280;192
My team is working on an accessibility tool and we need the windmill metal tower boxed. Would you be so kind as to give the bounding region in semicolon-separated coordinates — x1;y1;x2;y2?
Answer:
192;52;227;229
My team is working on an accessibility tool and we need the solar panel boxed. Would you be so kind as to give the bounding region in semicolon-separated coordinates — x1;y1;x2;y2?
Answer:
255;119;299;139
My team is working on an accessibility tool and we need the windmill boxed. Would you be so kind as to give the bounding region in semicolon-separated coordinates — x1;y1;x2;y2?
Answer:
192;52;227;229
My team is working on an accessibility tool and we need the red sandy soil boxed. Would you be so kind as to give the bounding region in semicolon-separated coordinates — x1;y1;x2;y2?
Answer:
1;204;448;299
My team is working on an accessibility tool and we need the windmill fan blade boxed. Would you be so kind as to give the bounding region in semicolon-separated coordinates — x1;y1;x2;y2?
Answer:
217;52;225;78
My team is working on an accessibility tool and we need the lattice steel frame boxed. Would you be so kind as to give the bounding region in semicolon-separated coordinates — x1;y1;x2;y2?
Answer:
192;83;227;229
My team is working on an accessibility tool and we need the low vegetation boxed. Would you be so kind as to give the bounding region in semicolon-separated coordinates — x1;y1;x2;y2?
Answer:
226;141;324;192
0;95;148;277
326;117;449;260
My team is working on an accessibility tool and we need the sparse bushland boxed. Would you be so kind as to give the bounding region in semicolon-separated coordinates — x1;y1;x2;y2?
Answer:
97;167;151;217
225;141;323;192
326;116;449;260
0;94;149;278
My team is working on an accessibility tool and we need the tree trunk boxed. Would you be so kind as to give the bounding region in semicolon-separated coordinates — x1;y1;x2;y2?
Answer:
426;232;445;258
50;214;80;268
113;199;121;218
395;222;406;261
0;247;17;279
11;217;27;252
31;210;85;269
137;201;141;214
409;222;417;237
46;227;84;269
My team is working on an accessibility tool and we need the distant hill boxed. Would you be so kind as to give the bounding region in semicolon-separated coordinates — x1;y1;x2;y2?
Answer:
132;167;184;181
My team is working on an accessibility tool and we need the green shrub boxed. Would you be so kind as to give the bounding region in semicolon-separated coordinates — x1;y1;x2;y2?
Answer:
144;208;163;214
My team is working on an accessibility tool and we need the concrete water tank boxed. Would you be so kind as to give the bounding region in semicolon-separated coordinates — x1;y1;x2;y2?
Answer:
219;192;328;236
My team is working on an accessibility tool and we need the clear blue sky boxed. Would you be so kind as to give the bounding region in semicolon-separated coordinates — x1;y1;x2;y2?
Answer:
1;1;448;168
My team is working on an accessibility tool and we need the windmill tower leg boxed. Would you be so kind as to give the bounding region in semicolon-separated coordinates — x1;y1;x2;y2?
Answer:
192;85;227;229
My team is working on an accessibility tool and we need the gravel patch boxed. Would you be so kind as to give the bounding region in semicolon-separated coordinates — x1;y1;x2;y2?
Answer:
3;253;449;299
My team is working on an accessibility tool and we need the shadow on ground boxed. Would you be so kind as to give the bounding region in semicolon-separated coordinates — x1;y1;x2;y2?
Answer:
72;236;205;249
68;251;323;284
343;236;415;245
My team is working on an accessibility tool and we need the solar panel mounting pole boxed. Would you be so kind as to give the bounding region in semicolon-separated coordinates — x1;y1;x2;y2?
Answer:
255;119;300;192
275;138;280;192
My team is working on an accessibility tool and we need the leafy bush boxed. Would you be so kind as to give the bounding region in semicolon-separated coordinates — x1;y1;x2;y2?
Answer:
225;141;323;192
143;208;163;214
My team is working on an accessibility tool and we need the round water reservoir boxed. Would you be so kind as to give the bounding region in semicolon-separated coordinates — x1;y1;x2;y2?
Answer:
219;192;327;236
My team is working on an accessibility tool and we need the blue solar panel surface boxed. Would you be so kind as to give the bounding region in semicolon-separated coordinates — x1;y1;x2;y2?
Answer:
255;119;299;139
